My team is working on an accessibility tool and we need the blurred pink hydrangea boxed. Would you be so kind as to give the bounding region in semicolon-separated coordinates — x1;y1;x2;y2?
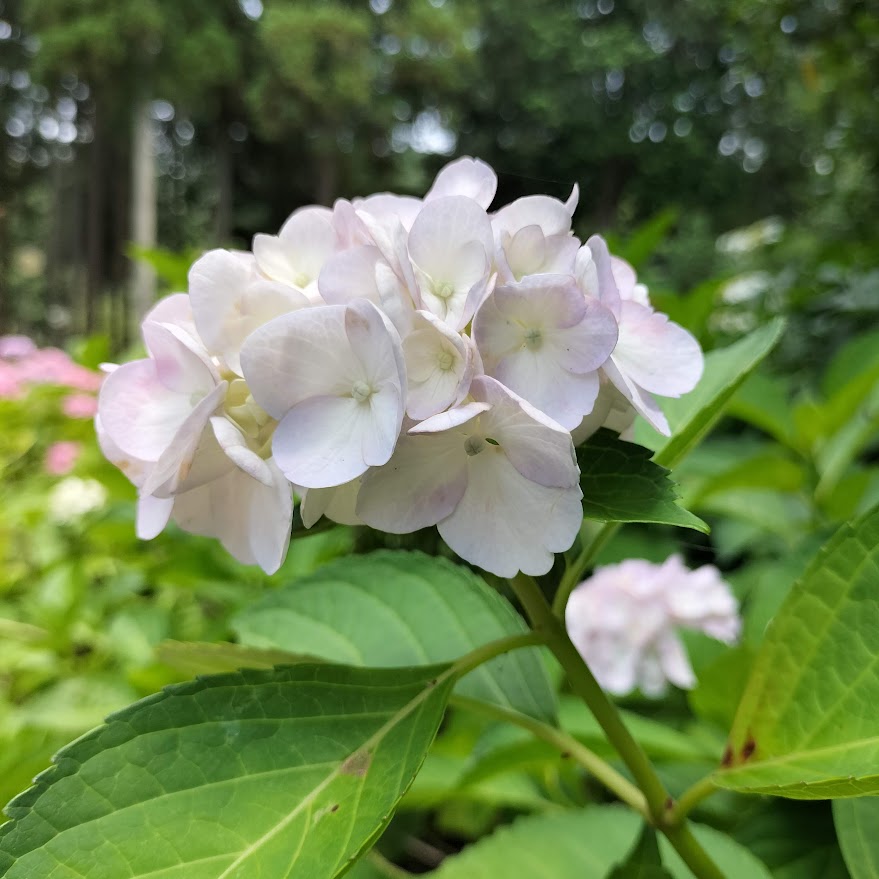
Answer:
565;555;741;697
0;335;37;359
0;337;103;400
44;441;82;476
62;393;99;419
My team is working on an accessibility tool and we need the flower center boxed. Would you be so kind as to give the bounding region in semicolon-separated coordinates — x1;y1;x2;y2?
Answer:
352;380;374;403
524;328;543;350
437;348;455;371
464;435;486;457
435;281;455;300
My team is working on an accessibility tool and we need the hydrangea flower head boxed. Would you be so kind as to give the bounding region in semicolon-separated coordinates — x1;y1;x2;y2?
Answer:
96;156;706;577
565;555;741;697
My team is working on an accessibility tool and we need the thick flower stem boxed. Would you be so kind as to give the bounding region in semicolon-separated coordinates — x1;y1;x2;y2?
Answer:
451;695;649;819
509;573;727;879
663;824;729;879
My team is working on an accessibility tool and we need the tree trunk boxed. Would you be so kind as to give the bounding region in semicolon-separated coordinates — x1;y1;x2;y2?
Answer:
86;105;106;335
129;97;157;330
314;149;337;206
214;128;233;244
0;200;9;335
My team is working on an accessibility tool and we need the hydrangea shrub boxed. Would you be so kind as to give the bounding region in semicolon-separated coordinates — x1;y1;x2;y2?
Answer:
1;160;877;879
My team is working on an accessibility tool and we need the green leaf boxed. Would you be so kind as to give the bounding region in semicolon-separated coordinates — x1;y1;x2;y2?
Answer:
428;807;772;878
636;318;785;468
834;797;879;879
155;640;311;677
688;645;755;730
726;372;796;449
738;801;851;879
577;430;708;533
0;663;454;879
608;824;674;878
717;506;879;798
233;550;556;722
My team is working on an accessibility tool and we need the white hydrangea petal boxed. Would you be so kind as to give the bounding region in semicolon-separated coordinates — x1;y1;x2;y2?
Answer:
614;301;704;397
357;431;468;533
656;632;697;691
603;357;671;436
345;298;406;398
253;206;336;290
98;359;198;461
470;375;579;488
403;311;472;420
189;249;308;375
492;194;573;240
408;196;494;328
272;395;378;488
571;378;635;444
300;479;362;528
578;236;622;320
210;416;274;486
332;198;373;248
141;320;218;395
318;245;384;306
564;183;580;215
551;298;619;375
172;462;292;574
141;383;230;497
355;193;423;230
638;653;671;697
611;256;639;299
425;156;497;209
95;414;152;488
493;349;599;430
438;448;582;577
503;225;545;281
362;385;405;466
410;400;490;435
144;294;198;341
502;227;580;281
136;494;174;540
240;305;356;419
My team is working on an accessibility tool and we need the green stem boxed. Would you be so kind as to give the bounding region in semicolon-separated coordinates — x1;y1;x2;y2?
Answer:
513;574;666;817
451;630;546;679
451;695;649;819
667;774;719;825
663;824;728;879
509;574;727;879
553;522;619;615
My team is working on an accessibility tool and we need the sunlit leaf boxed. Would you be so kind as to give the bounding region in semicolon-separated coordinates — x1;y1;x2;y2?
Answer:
0;664;454;879
718;506;879;798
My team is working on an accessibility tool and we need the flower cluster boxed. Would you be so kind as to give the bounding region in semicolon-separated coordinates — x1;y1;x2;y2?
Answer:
565;555;741;696
97;157;703;576
0;335;102;403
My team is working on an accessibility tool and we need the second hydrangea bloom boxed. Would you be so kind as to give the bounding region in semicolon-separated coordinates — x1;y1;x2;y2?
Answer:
97;156;704;577
565;555;741;697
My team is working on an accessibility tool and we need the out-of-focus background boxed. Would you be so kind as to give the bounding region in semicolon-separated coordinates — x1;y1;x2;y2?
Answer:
2;1;879;863
2;0;878;362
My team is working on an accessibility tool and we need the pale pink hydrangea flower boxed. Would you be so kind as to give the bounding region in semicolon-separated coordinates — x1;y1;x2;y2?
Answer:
45;441;82;476
93;155;708;578
565;555;741;697
62;393;99;419
0;335;37;359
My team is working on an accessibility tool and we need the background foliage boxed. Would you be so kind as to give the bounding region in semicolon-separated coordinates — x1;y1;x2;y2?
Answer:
1;0;878;876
